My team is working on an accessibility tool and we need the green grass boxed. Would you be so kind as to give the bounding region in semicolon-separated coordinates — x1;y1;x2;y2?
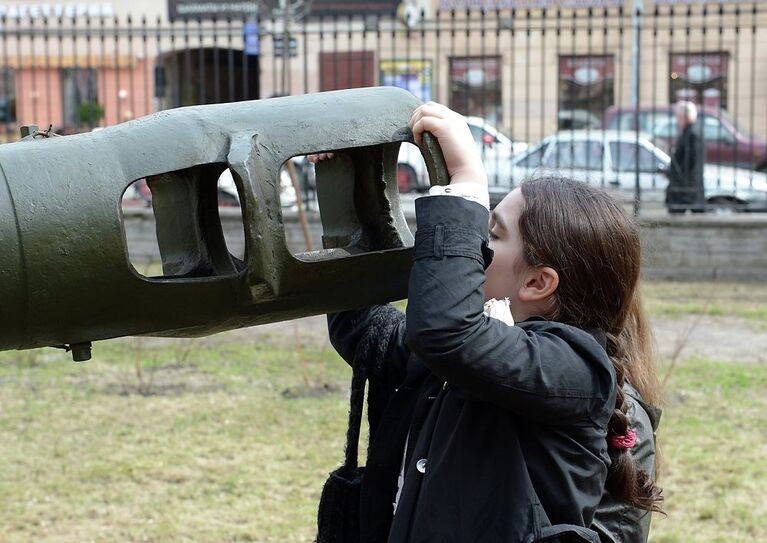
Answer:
649;358;767;543
642;281;767;323
0;340;351;542
0;282;765;542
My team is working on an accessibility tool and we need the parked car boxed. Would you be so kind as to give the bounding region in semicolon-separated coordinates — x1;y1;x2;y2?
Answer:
397;116;528;192
487;130;767;211
558;109;601;130
122;171;243;209
603;105;767;172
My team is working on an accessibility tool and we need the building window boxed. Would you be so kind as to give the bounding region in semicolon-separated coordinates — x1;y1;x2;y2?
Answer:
558;55;614;130
669;52;728;110
0;68;16;124
380;59;433;102
319;51;376;92
449;56;502;126
61;67;99;130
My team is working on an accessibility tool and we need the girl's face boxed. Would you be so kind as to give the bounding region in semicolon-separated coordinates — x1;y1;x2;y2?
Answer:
485;188;528;313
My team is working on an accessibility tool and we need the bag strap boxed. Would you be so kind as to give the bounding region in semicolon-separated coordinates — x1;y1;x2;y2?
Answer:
342;361;367;470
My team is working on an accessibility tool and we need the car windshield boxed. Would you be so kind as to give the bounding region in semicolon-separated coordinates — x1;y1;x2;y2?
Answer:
610;111;677;137
469;120;512;144
611;108;753;141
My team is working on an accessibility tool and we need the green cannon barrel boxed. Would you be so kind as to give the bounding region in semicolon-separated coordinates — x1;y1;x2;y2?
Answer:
0;87;448;359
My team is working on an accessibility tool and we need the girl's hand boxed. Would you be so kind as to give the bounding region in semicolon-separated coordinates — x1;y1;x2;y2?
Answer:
307;152;335;164
409;102;487;187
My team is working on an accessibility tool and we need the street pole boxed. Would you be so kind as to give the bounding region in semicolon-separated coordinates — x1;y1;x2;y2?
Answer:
281;0;290;95
631;0;644;216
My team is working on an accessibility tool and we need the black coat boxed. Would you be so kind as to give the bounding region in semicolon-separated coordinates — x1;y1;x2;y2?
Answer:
328;196;617;543
666;122;705;209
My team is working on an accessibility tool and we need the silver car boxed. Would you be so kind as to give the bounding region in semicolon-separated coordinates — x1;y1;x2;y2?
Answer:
488;130;767;211
398;116;527;192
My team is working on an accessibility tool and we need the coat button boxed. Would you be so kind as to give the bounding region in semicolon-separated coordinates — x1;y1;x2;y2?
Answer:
416;459;427;474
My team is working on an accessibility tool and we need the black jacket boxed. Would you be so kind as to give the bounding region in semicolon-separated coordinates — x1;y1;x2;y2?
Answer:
328;196;617;543
666;122;705;209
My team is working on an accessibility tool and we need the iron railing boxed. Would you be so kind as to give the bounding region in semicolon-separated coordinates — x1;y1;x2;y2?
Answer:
1;2;765;213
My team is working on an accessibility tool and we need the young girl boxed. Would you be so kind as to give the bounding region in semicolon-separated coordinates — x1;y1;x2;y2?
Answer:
326;102;662;542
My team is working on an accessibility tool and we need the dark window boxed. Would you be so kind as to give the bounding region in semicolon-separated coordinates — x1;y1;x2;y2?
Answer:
0;68;16;124
669;52;728;109
468;124;484;143
449;56;502;127
558;55;614;129
517;143;549;169
320;51;376;91
61;68;99;130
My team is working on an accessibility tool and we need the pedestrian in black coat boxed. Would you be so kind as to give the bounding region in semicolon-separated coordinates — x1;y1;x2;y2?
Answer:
323;102;663;542
666;101;705;213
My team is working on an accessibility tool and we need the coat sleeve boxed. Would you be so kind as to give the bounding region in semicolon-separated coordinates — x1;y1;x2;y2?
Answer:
328;305;410;391
683;127;697;179
405;196;616;426
670;133;687;183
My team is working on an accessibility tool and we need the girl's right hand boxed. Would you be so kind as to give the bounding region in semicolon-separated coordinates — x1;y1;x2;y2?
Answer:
409;102;487;188
307;152;335;164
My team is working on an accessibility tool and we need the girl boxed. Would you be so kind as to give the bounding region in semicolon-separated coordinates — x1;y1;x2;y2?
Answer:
326;102;662;542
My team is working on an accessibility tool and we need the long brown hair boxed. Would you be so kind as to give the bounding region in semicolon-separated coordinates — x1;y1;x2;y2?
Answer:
518;176;663;512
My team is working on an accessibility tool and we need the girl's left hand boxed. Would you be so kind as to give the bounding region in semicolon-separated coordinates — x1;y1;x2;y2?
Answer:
409;102;487;188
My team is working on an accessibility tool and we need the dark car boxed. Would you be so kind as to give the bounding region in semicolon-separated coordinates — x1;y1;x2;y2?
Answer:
603;105;767;172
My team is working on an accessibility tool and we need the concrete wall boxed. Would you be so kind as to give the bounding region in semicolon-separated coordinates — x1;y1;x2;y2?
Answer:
638;215;767;281
122;208;767;281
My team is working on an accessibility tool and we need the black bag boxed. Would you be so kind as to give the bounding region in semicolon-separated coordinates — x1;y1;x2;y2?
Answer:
316;363;367;543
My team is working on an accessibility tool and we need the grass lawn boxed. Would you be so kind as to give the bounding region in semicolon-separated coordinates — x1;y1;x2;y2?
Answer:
0;282;765;542
642;281;767;324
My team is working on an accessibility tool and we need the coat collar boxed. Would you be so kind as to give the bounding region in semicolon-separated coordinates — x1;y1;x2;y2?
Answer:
521;316;607;350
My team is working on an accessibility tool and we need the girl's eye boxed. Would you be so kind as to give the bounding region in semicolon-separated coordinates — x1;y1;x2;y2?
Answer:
489;230;499;241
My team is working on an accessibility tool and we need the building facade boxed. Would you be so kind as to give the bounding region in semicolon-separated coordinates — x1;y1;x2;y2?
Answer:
0;0;764;148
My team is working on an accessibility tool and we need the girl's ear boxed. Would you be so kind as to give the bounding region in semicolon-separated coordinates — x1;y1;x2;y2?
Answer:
518;266;559;303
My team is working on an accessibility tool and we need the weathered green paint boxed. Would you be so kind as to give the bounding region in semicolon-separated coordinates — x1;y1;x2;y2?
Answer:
0;87;448;359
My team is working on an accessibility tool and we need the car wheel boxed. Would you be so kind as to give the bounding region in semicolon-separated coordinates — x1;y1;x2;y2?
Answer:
707;196;742;214
397;164;419;193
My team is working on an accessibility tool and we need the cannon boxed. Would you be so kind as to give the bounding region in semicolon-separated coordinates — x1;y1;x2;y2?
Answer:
0;87;448;360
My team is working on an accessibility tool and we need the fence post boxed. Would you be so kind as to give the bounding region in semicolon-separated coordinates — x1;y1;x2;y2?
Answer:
631;0;644;215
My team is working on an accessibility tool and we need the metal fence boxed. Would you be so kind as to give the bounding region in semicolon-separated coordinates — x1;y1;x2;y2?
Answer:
1;2;766;213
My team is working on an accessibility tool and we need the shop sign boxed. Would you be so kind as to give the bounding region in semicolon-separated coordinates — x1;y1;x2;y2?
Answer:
654;1;753;5
380;59;433;102
244;20;259;56
0;3;114;19
302;0;400;16
257;0;400;17
438;1;624;9
168;0;259;22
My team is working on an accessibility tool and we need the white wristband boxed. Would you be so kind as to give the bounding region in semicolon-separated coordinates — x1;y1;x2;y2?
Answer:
426;183;490;210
